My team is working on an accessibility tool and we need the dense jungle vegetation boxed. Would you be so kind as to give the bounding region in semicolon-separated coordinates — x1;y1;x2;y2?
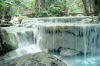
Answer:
0;0;100;21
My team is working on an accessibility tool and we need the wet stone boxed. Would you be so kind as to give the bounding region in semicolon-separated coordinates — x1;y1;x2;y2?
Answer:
0;52;67;66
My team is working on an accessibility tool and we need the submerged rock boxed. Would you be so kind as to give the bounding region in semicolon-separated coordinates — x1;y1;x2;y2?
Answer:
60;49;80;56
0;52;67;66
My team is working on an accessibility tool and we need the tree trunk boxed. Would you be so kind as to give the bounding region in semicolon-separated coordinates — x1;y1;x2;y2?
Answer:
38;0;41;13
45;0;47;8
93;0;100;21
1;8;5;20
93;0;99;15
82;0;90;16
64;0;69;16
34;0;39;12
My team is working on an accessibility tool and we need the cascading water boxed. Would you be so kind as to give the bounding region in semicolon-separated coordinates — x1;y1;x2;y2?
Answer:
13;30;37;48
13;32;30;48
1;17;100;66
34;17;100;66
13;32;22;48
83;26;87;61
52;26;55;54
0;28;42;60
61;24;100;66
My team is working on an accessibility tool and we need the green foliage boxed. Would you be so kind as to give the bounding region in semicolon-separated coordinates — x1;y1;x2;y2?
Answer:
1;0;84;19
0;0;86;19
0;0;11;19
9;0;23;15
49;4;60;16
29;0;35;9
31;3;64;17
0;0;9;8
31;0;83;17
9;5;18;15
68;0;83;13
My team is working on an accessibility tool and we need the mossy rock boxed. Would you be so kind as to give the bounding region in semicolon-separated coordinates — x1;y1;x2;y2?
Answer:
0;52;67;66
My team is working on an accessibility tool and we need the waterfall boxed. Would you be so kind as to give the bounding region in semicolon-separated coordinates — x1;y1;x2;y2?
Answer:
52;26;55;54
36;29;42;48
75;26;78;53
62;26;65;50
21;31;30;46
83;26;87;60
2;17;100;66
1;28;42;60
13;32;30;48
33;28;39;44
13;32;22;48
91;26;100;56
35;21;100;66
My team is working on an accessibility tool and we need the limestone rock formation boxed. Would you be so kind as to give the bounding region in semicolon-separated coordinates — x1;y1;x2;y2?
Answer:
21;18;44;28
36;23;100;53
10;16;28;25
31;16;91;23
0;52;67;66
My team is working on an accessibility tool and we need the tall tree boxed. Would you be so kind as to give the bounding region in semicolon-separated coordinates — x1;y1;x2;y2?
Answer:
93;0;99;15
94;0;100;20
82;0;90;16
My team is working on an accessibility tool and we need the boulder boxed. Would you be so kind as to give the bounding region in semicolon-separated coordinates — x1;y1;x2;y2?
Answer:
0;27;15;53
0;44;42;61
0;52;67;66
60;48;80;57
